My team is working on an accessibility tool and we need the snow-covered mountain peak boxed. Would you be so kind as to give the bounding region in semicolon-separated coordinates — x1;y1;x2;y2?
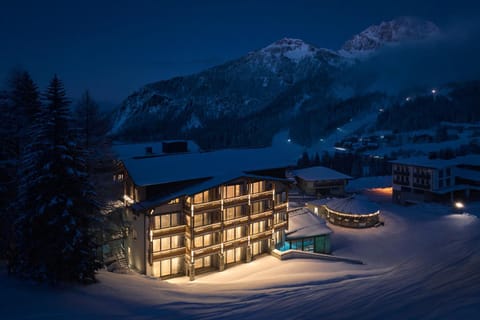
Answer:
339;16;440;57
260;38;320;62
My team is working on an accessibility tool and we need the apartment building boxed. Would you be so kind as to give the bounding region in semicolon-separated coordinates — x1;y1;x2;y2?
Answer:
119;147;292;280
391;155;480;204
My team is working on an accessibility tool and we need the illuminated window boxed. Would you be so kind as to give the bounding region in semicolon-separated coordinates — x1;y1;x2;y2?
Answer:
153;212;182;229
194;233;213;248
153;239;160;252
194;190;209;204
251;181;265;193
193;211;219;226
161;237;170;250
168;198;180;204
225;184;242;198
224;206;245;220
159;235;184;251
194;256;211;269
153;257;184;277
250;220;266;234
225;247;243;264
226;228;235;241
252;200;271;214
252;240;264;255
171;257;183;274
153;261;160;277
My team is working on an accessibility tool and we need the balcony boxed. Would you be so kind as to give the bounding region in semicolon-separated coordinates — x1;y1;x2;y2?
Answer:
152;225;186;238
273;221;288;229
153;247;186;260
223;215;249;227
274;202;288;210
194;222;222;234
250;190;274;201
249;230;273;242
190;199;222;211
250;210;273;222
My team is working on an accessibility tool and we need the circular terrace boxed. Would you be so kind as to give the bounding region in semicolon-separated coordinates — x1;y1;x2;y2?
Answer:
324;196;380;228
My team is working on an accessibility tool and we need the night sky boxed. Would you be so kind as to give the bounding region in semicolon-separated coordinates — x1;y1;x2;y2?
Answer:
1;0;479;105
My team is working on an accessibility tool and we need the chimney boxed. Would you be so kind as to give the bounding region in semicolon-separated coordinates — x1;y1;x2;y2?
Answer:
162;141;188;154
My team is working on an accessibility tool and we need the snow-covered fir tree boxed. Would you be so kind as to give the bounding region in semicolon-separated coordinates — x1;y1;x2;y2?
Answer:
10;75;101;283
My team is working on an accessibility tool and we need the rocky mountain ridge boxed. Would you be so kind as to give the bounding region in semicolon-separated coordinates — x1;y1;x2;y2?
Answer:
111;17;442;149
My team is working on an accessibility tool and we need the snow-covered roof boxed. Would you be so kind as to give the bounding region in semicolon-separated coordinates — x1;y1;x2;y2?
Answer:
391;157;455;169
123;147;295;187
455;168;480;182
391;155;480;170
131;173;291;212
346;176;392;192
306;198;331;207
326;196;379;215
112;140;200;160
286;208;332;240
294;166;352;182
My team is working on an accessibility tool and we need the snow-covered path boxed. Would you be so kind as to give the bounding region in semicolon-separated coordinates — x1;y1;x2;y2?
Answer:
2;199;480;319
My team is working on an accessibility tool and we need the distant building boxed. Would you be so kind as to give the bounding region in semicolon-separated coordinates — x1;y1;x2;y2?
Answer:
293;166;352;197
119;147;294;280
283;208;331;253
391;155;480;204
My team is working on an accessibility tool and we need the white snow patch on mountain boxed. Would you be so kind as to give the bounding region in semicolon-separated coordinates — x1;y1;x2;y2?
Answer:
339;16;440;58
261;38;318;62
182;113;203;132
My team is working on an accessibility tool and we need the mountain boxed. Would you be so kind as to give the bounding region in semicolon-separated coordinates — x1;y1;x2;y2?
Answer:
110;17;441;149
111;38;344;144
339;16;440;57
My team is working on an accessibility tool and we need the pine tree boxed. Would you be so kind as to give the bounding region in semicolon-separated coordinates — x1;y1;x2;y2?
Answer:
313;152;321;166
74;90;101;151
8;70;41;157
0;71;41;260
10;75;101;283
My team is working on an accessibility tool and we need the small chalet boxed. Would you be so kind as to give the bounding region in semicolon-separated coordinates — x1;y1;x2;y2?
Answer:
293;166;352;197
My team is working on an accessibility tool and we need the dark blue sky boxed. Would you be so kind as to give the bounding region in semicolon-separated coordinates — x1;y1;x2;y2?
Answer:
1;0;479;105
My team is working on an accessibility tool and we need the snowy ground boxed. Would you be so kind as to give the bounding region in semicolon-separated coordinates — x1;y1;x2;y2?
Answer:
2;193;480;319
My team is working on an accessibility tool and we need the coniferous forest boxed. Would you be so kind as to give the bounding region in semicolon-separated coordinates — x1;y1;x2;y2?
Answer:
0;71;109;283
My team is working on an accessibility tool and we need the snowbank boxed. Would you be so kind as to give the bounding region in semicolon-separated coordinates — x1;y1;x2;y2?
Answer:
2;196;480;319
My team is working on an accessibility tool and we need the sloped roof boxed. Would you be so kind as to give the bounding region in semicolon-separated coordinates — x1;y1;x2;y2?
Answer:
286;208;332;240
294;166;352;182
326;196;379;215
123;147;295;186
307;198;331;207
131;173;291;212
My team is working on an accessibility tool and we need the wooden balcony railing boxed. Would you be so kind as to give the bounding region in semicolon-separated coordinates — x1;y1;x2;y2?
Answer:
153;247;186;260
152;225;186;238
193;222;222;234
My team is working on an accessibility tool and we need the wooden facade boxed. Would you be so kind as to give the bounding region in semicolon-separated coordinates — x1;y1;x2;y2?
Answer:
124;176;289;280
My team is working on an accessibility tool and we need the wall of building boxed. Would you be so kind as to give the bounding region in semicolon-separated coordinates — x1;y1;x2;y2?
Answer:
126;209;146;273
